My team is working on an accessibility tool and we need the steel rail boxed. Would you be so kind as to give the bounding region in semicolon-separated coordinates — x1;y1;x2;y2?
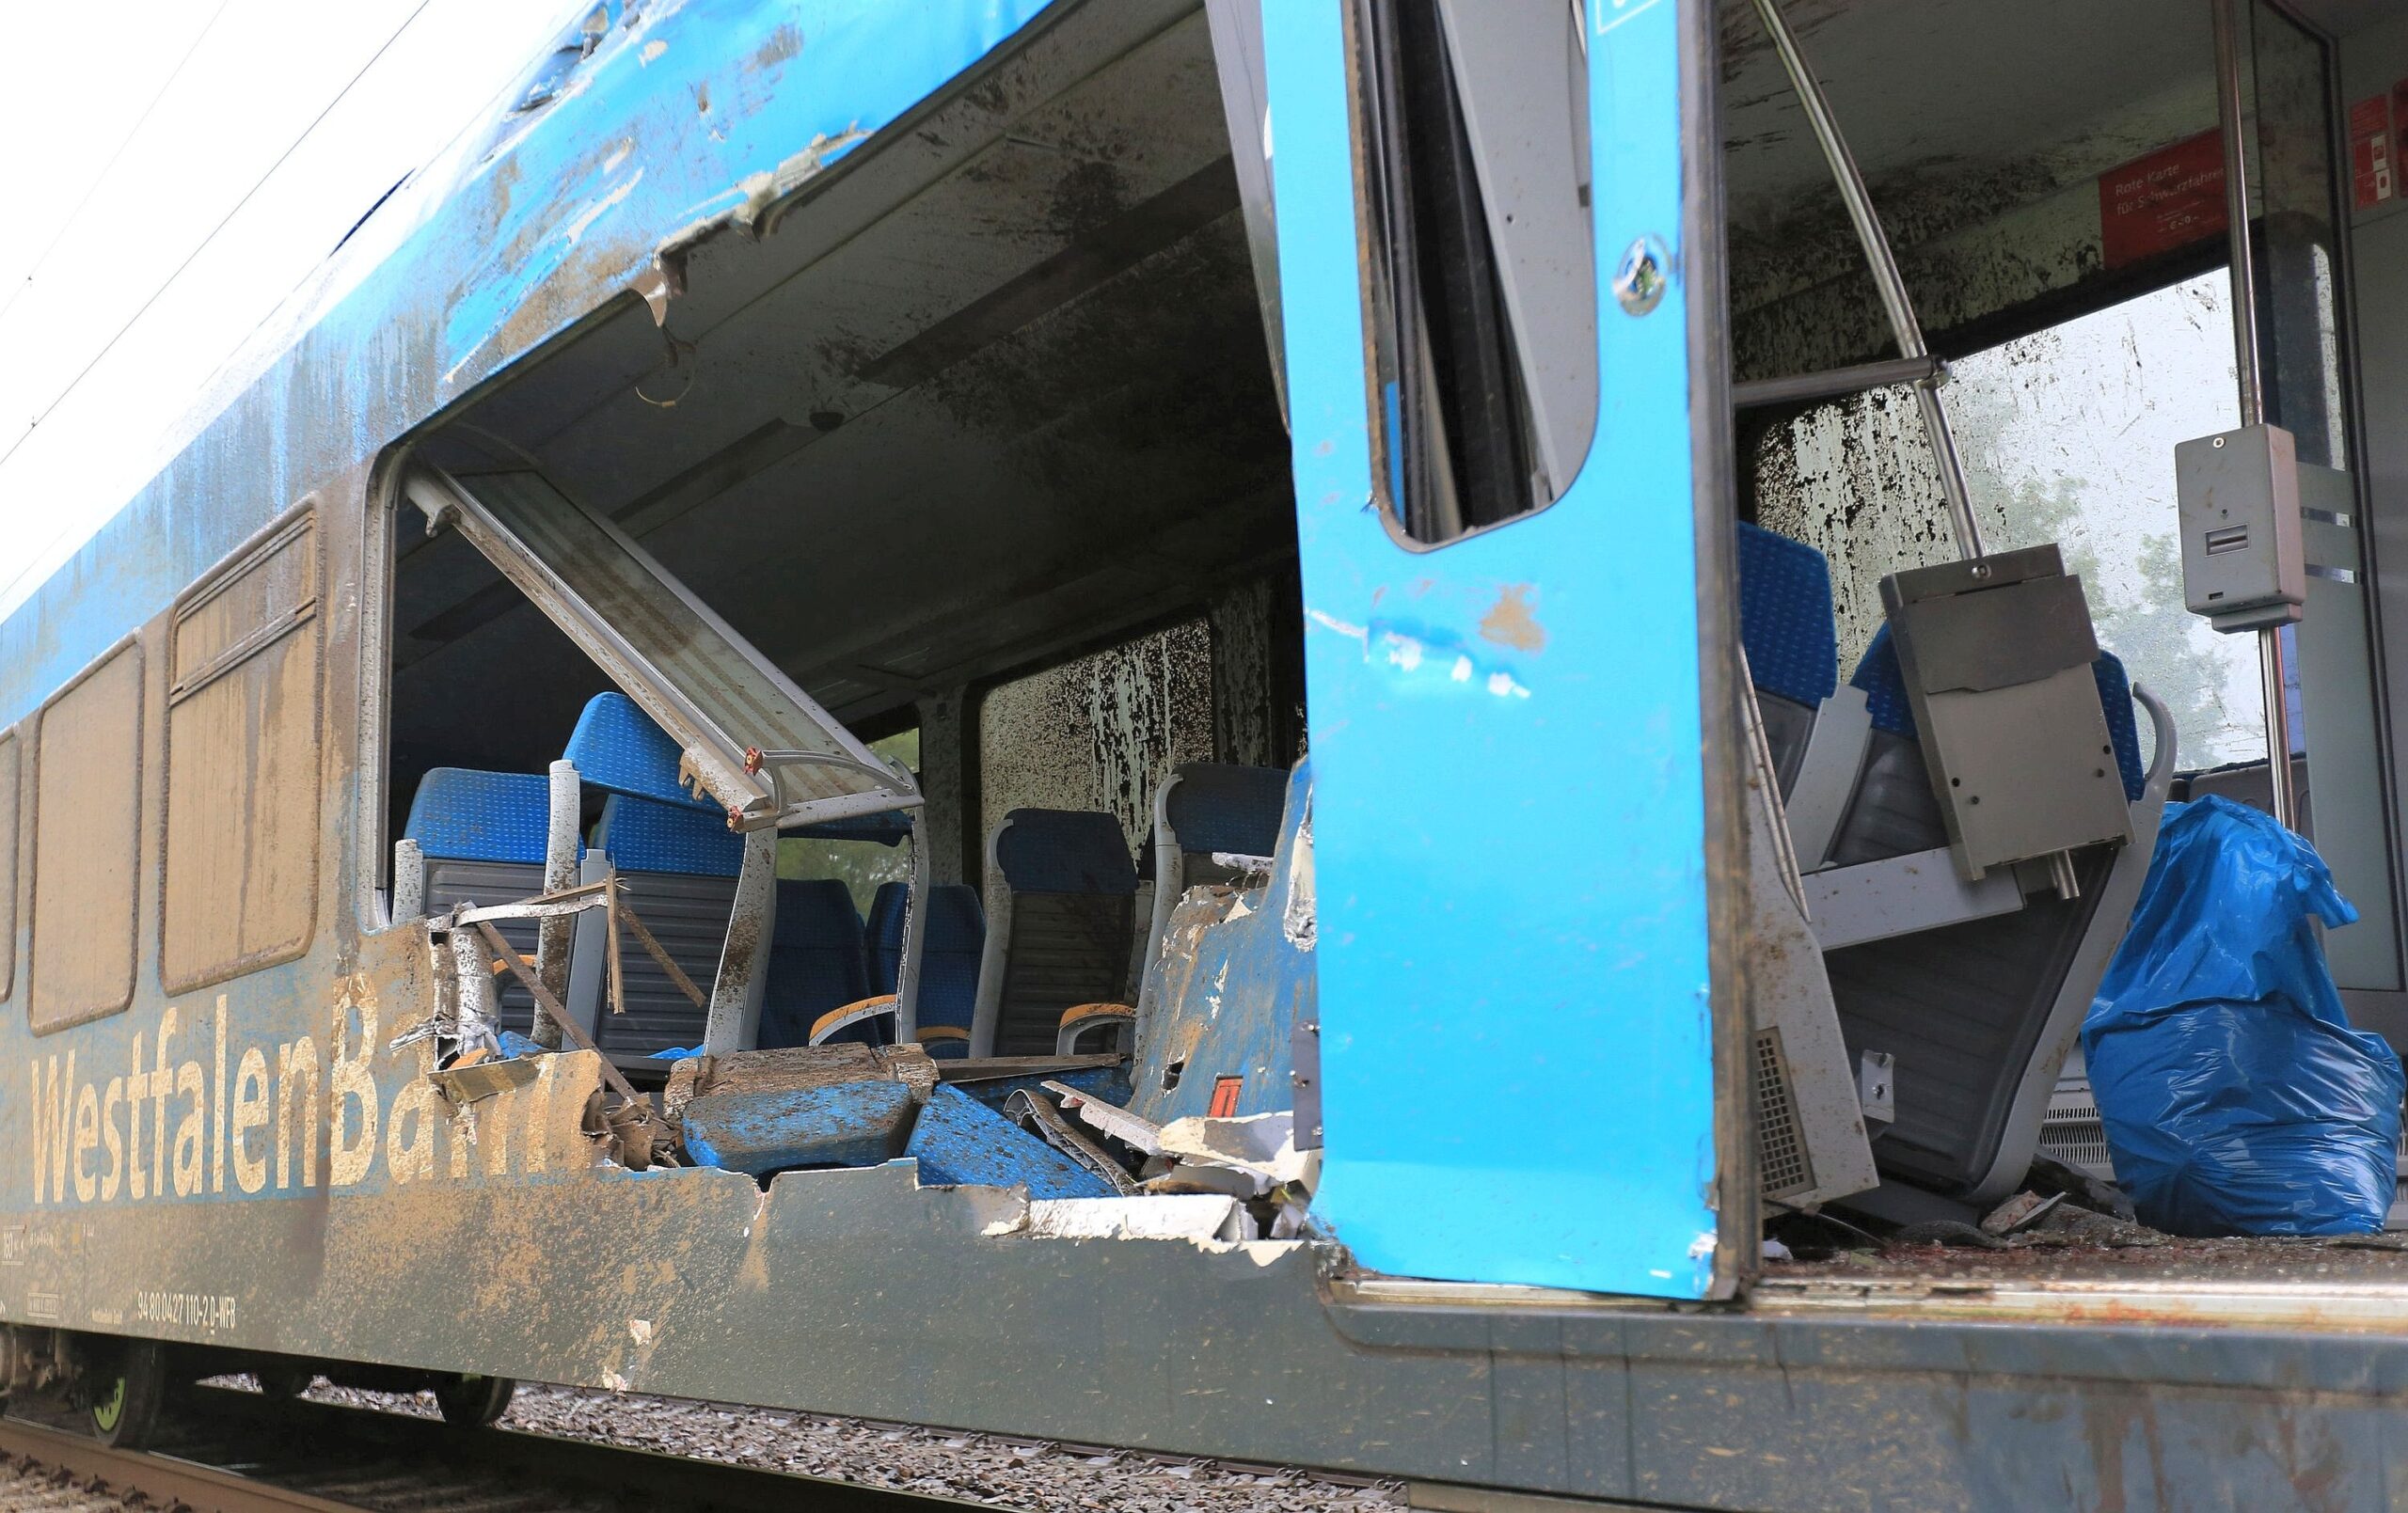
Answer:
0;1411;361;1511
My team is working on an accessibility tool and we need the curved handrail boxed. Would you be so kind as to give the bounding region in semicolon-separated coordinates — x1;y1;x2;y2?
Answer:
2131;683;2179;797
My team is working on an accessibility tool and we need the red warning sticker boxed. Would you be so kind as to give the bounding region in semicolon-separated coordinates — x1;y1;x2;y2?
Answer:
2099;131;2228;270
1209;1076;1244;1119
2351;93;2395;212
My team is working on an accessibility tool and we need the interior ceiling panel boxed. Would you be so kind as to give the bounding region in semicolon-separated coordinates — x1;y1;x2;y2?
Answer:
1721;0;2216;241
399;4;1288;753
515;9;1235;509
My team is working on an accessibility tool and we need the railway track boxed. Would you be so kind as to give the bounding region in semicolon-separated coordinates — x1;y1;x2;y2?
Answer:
0;1385;981;1511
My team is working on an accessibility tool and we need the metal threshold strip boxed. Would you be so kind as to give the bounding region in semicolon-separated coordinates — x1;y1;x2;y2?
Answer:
1749;1275;2408;1331
1332;1270;2408;1332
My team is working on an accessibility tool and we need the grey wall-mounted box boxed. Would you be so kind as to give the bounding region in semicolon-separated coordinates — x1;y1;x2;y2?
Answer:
2176;422;2305;632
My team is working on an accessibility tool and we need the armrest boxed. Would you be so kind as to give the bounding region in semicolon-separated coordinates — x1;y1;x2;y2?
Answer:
810;994;898;1046
1055;1001;1136;1056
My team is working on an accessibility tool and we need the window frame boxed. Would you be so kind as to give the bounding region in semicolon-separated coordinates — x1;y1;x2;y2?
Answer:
1343;0;1600;552
157;499;326;995
25;633;146;1035
0;728;19;1002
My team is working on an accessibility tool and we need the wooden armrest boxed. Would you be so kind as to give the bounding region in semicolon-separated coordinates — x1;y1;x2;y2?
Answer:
810;994;898;1045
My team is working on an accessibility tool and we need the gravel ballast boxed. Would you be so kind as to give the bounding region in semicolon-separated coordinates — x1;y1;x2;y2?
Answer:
289;1379;1407;1511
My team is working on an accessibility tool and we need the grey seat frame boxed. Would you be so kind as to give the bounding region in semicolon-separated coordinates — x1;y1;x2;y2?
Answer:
1810;685;2178;1210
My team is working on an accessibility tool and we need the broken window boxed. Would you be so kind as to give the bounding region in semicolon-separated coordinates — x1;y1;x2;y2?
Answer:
403;468;919;829
1354;0;1598;542
976;620;1214;857
1751;273;2258;767
778;728;921;913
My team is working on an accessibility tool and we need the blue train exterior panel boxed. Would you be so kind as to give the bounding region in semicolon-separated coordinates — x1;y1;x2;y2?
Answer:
0;1;2401;1506
1269;0;1730;1298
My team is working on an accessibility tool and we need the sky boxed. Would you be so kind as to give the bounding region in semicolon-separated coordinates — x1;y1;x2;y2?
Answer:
0;0;579;618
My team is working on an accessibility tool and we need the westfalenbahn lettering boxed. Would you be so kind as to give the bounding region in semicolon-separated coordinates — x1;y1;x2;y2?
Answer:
26;995;564;1205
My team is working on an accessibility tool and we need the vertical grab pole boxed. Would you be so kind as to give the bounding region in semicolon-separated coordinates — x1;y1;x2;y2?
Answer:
702;827;779;1056
1750;0;1984;561
2212;0;2299;830
894;818;932;1047
532;759;581;1050
391;839;425;926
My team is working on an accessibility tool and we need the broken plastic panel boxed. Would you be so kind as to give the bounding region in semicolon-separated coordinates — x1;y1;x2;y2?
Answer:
404;467;918;830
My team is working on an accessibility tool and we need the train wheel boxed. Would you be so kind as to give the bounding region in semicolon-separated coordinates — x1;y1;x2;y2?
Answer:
87;1339;168;1449
432;1373;515;1427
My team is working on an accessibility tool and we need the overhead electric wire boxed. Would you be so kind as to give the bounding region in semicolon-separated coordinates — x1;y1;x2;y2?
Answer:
0;0;235;329
0;0;441;519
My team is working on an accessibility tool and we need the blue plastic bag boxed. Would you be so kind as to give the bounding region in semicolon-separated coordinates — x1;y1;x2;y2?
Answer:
2082;795;2403;1237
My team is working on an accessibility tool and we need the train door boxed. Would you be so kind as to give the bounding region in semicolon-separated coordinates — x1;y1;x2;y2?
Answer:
1262;0;1750;1299
2218;0;2405;1017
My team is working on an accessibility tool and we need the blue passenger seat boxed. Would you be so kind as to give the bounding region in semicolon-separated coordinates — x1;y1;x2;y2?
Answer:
562;693;891;1059
759;880;872;1049
866;880;910;994
817;881;989;1057
404;767;563;1037
907;884;986;1058
1735;520;1840;796
1818;622;2172;1209
1145;764;1291;978
971;810;1139;1059
585;791;744;1059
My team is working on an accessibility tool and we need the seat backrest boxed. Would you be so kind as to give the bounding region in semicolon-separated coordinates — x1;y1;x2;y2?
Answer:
564;691;720;811
590;793;742;1059
974;810;1137;1058
558;693;755;1058
1147;764;1291;976
404;767;559;1037
1735;521;1839;794
865;880;910;995
911;884;986;1057
1161;764;1290;867
758;880;871;1048
1833;626;2147;867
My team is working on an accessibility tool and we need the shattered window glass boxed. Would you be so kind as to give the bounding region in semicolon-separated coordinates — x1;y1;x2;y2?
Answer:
408;467;916;827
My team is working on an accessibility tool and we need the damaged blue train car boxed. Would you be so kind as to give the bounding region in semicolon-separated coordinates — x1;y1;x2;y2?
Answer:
6;0;2408;1505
